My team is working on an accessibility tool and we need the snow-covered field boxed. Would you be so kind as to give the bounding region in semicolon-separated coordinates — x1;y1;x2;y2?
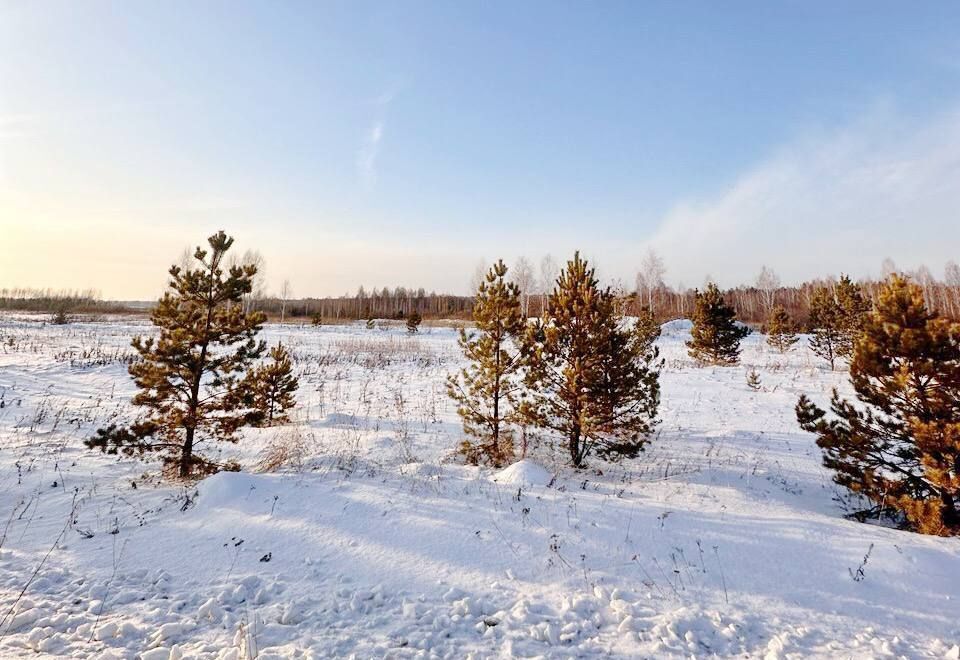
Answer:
0;315;957;659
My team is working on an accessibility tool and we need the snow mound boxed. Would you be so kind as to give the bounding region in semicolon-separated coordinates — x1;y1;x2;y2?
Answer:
491;460;552;486
195;471;261;508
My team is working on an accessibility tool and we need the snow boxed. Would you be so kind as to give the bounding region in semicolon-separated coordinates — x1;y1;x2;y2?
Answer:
0;314;958;658
491;460;553;486
660;317;693;333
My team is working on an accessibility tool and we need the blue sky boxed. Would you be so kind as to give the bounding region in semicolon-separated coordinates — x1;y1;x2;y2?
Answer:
2;1;960;297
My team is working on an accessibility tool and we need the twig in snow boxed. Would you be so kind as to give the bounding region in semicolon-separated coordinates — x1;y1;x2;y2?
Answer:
713;545;729;604
652;556;682;600
696;539;707;574
224;537;245;579
631;554;667;600
0;499;25;550
849;543;874;583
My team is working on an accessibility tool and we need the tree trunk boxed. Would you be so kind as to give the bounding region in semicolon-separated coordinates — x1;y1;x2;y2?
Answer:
180;426;194;478
182;374;203;478
180;262;216;478
492;333;501;456
569;426;582;468
941;491;959;532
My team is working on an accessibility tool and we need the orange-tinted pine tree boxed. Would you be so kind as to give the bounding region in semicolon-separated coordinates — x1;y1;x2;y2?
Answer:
447;260;525;466
835;274;871;359
247;342;299;426
797;275;960;535
808;285;843;370
523;253;661;468
766;305;799;353
86;231;266;478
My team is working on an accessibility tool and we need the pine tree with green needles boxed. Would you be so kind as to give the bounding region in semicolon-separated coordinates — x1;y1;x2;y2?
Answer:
406;311;422;334
523;252;661;468
766;305;799;353
247;343;299;426
808;276;871;370
634;306;662;355
86;231;266;478
50;301;73;325
797;275;960;536
686;283;749;365
835;274;871;359
447;260;525;466
808;285;843;370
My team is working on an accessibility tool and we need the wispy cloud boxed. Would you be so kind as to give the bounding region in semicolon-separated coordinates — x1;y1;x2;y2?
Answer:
357;120;385;190
355;82;405;191
648;104;960;285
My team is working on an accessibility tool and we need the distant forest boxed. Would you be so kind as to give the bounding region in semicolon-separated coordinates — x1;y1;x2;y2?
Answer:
246;274;960;326
0;288;130;315
3;255;960;326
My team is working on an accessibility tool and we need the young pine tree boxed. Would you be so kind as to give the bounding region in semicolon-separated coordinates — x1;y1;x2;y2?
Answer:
765;305;799;353
447;260;525;466
835;274;870;359
634;306;662;355
86;231;266;478
247;342;299;426
523;253;661;468
686;283;749;365
406;311;422;334
51;302;73;325
808;285;843;370
797;275;960;536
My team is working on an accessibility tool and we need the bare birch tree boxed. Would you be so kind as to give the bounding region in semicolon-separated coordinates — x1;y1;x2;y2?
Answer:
638;249;666;310
755;265;780;314
538;254;559;315
946;260;960;317
881;257;897;279
229;249;266;314
280;279;293;323
469;259;488;296
510;256;536;318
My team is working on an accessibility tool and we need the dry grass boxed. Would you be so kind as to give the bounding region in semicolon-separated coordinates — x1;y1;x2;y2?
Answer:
256;426;317;473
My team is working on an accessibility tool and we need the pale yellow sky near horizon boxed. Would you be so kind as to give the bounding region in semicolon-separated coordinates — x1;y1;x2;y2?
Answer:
0;216;491;300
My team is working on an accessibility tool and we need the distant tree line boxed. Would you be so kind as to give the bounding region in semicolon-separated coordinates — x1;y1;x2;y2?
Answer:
257;289;476;322
0;288;129;315
6;255;960;326
215;257;960;325
622;276;960;327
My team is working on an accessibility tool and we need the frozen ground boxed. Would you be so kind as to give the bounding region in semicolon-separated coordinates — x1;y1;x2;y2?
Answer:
0;315;957;659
